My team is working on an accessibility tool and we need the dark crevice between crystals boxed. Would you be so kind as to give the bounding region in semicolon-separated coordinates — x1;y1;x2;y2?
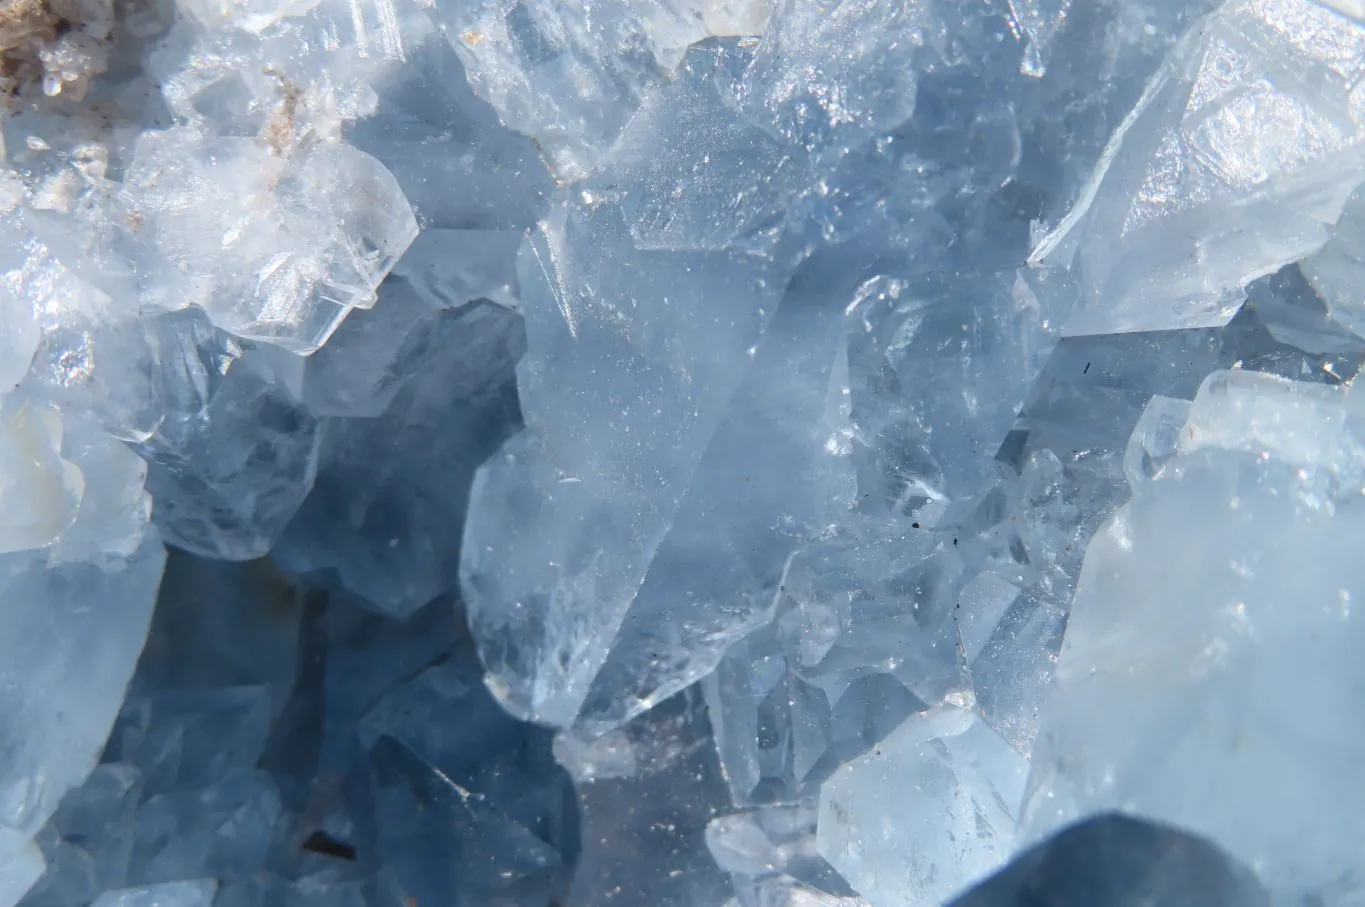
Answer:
27;549;579;907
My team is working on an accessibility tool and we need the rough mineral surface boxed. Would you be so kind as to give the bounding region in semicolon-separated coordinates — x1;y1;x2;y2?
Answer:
0;0;1363;905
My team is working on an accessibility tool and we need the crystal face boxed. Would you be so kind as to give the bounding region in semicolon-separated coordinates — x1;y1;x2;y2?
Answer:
3;0;1365;904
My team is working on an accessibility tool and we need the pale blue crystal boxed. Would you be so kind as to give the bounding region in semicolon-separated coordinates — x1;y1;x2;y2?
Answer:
0;535;164;838
1024;369;1365;899
462;196;789;728
818;705;1030;907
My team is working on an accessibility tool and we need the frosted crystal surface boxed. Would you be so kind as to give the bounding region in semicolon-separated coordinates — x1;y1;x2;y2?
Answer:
436;0;772;179
818;706;1030;907
0;534;164;838
1037;0;1365;335
120;131;417;354
1024;368;1365;899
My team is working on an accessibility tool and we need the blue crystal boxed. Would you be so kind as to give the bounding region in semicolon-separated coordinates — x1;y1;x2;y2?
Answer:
7;0;1365;902
949;814;1270;907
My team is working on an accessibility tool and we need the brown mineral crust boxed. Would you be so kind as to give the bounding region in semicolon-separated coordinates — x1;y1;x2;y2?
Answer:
0;0;59;94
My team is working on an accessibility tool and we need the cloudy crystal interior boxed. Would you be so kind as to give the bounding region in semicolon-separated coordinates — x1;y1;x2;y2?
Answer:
1;0;1364;904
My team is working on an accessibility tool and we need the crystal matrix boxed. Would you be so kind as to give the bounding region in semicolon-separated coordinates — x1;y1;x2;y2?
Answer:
4;0;1365;905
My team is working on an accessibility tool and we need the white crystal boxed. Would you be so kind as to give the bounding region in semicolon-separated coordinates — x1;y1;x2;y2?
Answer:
47;422;151;564
120;129;417;354
0;397;82;555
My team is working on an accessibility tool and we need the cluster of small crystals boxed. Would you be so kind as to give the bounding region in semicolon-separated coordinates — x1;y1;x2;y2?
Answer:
4;0;1365;904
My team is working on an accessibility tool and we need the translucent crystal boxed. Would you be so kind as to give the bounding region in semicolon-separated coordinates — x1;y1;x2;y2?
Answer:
120;130;417;354
276;300;523;615
128;773;281;887
0;830;43;907
434;0;768;179
47;423;151;564
965;581;1066;757
135;312;322;560
1303;186;1365;340
847;269;1071;510
21;765;141;907
1037;0;1365;336
131;552;302;710
818;705;1029;907
371;738;566;907
0;398;82;554
461;195;789;728
573;257;857;729
1024;369;1365;898
708;518;969;806
706;806;863;907
115;688;272;793
738;0;929;152
0;534;164;837
1122;395;1193;492
585;39;801;254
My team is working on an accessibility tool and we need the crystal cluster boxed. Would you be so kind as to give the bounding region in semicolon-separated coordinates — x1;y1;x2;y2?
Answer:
3;0;1365;904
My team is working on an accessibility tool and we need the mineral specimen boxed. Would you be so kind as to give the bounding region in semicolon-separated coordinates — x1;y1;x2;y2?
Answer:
0;0;1363;905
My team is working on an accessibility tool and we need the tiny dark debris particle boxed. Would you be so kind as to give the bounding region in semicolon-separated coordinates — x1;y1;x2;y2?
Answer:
302;830;358;862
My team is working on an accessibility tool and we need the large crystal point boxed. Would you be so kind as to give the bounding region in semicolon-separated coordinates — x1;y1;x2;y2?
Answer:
461;189;790;728
1024;368;1365;900
1037;0;1365;335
